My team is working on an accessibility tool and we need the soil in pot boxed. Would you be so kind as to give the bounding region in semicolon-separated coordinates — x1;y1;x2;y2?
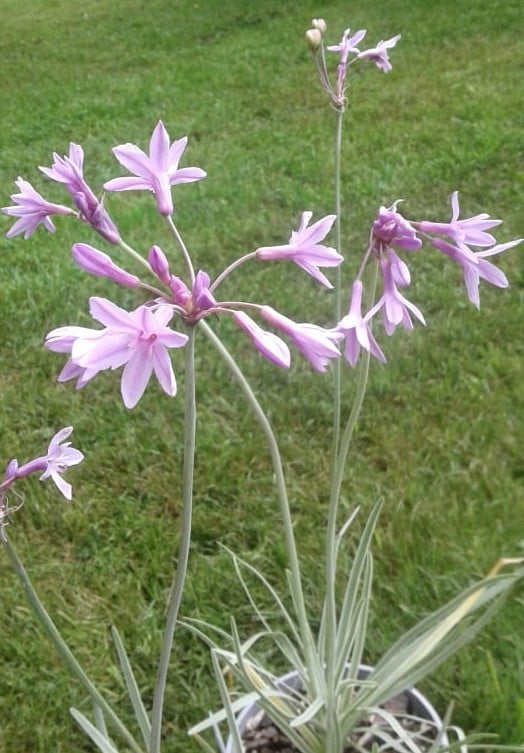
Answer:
240;690;442;753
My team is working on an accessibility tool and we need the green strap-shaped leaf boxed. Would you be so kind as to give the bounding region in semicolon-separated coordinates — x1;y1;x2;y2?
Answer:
111;626;151;749
70;708;120;753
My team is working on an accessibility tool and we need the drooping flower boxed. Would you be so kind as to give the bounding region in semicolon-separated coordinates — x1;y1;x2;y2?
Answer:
2;177;74;239
104;121;207;216
337;280;386;366
256;212;342;288
0;427;84;502
431;237;521;308
372;256;425;335
261;306;342;371
45;298;188;409
40;143;120;244
357;34;401;73
233;311;291;369
72;243;141;287
417;191;502;248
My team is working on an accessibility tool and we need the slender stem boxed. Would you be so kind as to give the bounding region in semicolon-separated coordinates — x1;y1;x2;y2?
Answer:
334;264;379;500
119;239;154;272
150;328;197;753
210;252;257;293
199;320;320;686
1;533;144;753
165;216;195;285
325;105;345;753
331;108;345;457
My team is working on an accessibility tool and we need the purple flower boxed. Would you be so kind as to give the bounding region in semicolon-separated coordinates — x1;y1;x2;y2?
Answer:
45;298;188;409
1;427;84;502
337;280;386;366
40;144;120;244
327;28;367;63
37;427;84;500
418;191;502;248
233;311;291;369
431;237;521;308
72;243;141;287
192;271;217;311
372;257;425;335
2;177;74;239
148;245;172;285
256;212;342;288
372;201;422;252
261;306;342;372
357;35;401;73
104;121;207;216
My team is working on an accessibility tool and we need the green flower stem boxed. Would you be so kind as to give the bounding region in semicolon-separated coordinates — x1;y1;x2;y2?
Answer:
165;215;195;285
331;108;345;461
334;263;379;496
119;239;154;272
200;320;320;686
324;107;346;740
150;327;197;753
1;533;144;753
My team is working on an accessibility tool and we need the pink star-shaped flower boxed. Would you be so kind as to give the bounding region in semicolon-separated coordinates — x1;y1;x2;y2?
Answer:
104;121;206;216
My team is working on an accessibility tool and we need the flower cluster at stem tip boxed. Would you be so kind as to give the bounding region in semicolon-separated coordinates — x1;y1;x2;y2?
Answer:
1;20;521;413
0;428;84;535
3;122;522;409
0;14;523;753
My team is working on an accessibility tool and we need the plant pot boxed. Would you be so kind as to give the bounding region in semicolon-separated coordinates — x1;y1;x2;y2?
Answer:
226;664;449;752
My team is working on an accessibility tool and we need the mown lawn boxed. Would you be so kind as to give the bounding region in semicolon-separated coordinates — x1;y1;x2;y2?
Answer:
0;0;522;751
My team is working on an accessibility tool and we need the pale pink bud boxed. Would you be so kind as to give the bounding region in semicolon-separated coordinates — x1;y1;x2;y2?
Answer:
305;28;323;51
72;243;140;287
311;18;327;34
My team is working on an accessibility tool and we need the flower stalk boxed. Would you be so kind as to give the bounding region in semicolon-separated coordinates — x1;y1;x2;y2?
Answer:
150;326;197;753
1;533;145;753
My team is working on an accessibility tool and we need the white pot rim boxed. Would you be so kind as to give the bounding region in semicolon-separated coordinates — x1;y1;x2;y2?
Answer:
225;662;449;751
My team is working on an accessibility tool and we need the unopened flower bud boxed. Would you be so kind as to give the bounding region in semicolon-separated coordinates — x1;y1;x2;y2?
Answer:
305;28;322;51
311;18;327;34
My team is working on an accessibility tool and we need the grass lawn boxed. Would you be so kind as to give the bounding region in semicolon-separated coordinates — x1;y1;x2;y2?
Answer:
0;0;522;751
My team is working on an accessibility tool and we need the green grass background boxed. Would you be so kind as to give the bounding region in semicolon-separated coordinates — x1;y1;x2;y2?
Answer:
0;0;523;751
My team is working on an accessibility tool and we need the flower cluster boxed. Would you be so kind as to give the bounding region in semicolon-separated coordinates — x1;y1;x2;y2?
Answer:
3;121;520;410
1;13;522;753
306;20;401;108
